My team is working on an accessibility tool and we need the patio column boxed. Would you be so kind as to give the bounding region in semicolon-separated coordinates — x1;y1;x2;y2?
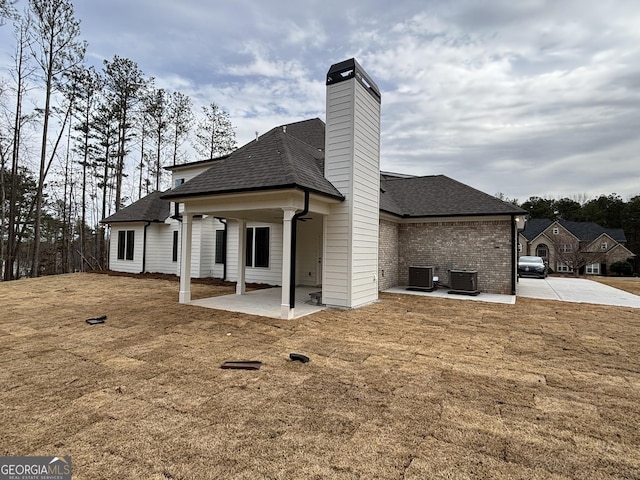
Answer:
281;207;296;319
179;211;193;303
236;219;246;295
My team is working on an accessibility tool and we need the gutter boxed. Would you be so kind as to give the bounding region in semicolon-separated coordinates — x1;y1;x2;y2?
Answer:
511;214;516;295
216;217;228;281
290;189;310;309
142;221;151;274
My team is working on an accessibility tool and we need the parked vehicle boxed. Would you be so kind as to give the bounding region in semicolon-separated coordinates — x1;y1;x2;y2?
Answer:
518;256;548;278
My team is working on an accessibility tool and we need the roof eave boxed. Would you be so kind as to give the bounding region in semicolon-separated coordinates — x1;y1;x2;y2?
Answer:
161;183;344;202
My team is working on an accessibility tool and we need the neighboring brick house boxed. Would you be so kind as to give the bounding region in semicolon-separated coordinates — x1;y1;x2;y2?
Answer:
519;218;635;275
103;58;526;318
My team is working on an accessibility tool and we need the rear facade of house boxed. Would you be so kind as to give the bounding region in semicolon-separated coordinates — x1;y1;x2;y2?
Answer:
103;59;525;314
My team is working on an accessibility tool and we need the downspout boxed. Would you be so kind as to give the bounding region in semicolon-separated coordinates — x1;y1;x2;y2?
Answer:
511;214;516;295
290;189;310;308
142;221;150;274
216;217;228;281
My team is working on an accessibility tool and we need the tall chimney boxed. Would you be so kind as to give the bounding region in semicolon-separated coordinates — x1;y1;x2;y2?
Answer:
322;58;381;309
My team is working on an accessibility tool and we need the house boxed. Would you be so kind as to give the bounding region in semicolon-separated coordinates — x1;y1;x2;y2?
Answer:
103;58;526;319
519;218;635;275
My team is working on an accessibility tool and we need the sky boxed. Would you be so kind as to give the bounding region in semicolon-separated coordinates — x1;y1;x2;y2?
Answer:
2;0;640;203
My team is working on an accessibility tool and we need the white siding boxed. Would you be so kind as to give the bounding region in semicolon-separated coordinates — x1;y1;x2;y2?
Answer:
351;84;380;307
324;80;355;307
296;218;322;286
108;224;144;274
225;220;283;286
170;164;215;217
323;72;381;308
198;216;217;278
145;221;178;274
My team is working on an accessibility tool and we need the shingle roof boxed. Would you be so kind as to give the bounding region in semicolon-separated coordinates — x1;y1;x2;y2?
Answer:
559;220;627;243
520;218;553;241
162;121;342;201
283;118;325;150
101;190;169;224
520;218;627;243
157;118;524;218
380;175;526;217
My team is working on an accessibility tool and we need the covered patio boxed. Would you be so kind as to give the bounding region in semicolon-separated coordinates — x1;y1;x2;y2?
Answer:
172;189;339;320
189;286;326;319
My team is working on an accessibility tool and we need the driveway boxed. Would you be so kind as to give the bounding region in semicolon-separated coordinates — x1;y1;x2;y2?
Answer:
517;276;640;308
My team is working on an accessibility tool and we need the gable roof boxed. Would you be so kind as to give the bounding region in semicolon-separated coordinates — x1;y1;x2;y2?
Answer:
521;218;627;243
162;120;342;201
101;190;170;224
520;218;553;241
380;175;525;217
559;220;627;243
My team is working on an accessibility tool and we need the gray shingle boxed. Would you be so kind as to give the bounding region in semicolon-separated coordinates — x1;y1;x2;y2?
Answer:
162;121;342;201
381;175;526;217
560;220;627;243
520;218;553;241
521;218;627;243
101;190;170;223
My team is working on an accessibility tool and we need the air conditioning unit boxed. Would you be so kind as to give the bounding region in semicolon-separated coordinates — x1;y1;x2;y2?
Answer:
407;266;435;292
448;270;480;296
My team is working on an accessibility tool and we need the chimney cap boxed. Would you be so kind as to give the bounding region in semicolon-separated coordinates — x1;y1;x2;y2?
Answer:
326;58;381;103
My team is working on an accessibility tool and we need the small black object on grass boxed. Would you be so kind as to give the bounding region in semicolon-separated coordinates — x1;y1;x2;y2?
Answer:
289;353;310;363
221;361;262;370
86;315;107;325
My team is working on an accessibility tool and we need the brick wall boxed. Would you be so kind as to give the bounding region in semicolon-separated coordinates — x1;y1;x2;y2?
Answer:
605;247;634;272
396;219;514;295
378;219;399;290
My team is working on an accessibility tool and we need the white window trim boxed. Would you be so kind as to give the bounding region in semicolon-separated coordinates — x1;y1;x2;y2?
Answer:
586;263;600;275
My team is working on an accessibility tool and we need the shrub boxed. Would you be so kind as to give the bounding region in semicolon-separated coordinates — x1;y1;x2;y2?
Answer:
610;261;633;276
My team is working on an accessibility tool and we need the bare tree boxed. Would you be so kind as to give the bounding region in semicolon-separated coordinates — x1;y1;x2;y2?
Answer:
3;15;37;280
143;84;170;191
550;230;606;276
28;0;85;276
70;65;101;271
193;102;236;160
91;100;117;268
0;0;17;23
168;91;193;166
103;55;143;212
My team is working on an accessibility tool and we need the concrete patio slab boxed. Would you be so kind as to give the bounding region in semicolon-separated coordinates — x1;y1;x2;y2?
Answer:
189;286;326;319
383;286;516;305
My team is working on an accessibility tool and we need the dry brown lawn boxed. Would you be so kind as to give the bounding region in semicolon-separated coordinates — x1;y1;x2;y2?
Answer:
1;273;639;479
593;276;640;296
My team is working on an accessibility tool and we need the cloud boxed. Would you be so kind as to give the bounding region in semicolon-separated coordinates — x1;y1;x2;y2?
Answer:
1;0;638;201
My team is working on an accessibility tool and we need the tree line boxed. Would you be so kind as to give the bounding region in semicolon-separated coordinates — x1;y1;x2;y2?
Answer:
498;193;640;268
0;0;237;280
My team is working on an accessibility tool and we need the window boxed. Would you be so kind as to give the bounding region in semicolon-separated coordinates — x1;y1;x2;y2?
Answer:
560;244;572;253
536;245;548;258
552;227;559;235
172;231;179;262
117;230;135;261
518;242;522;252
174;178;184;188
556;261;573;273
246;226;269;268
601;242;608;250
215;230;226;264
586;263;600;275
